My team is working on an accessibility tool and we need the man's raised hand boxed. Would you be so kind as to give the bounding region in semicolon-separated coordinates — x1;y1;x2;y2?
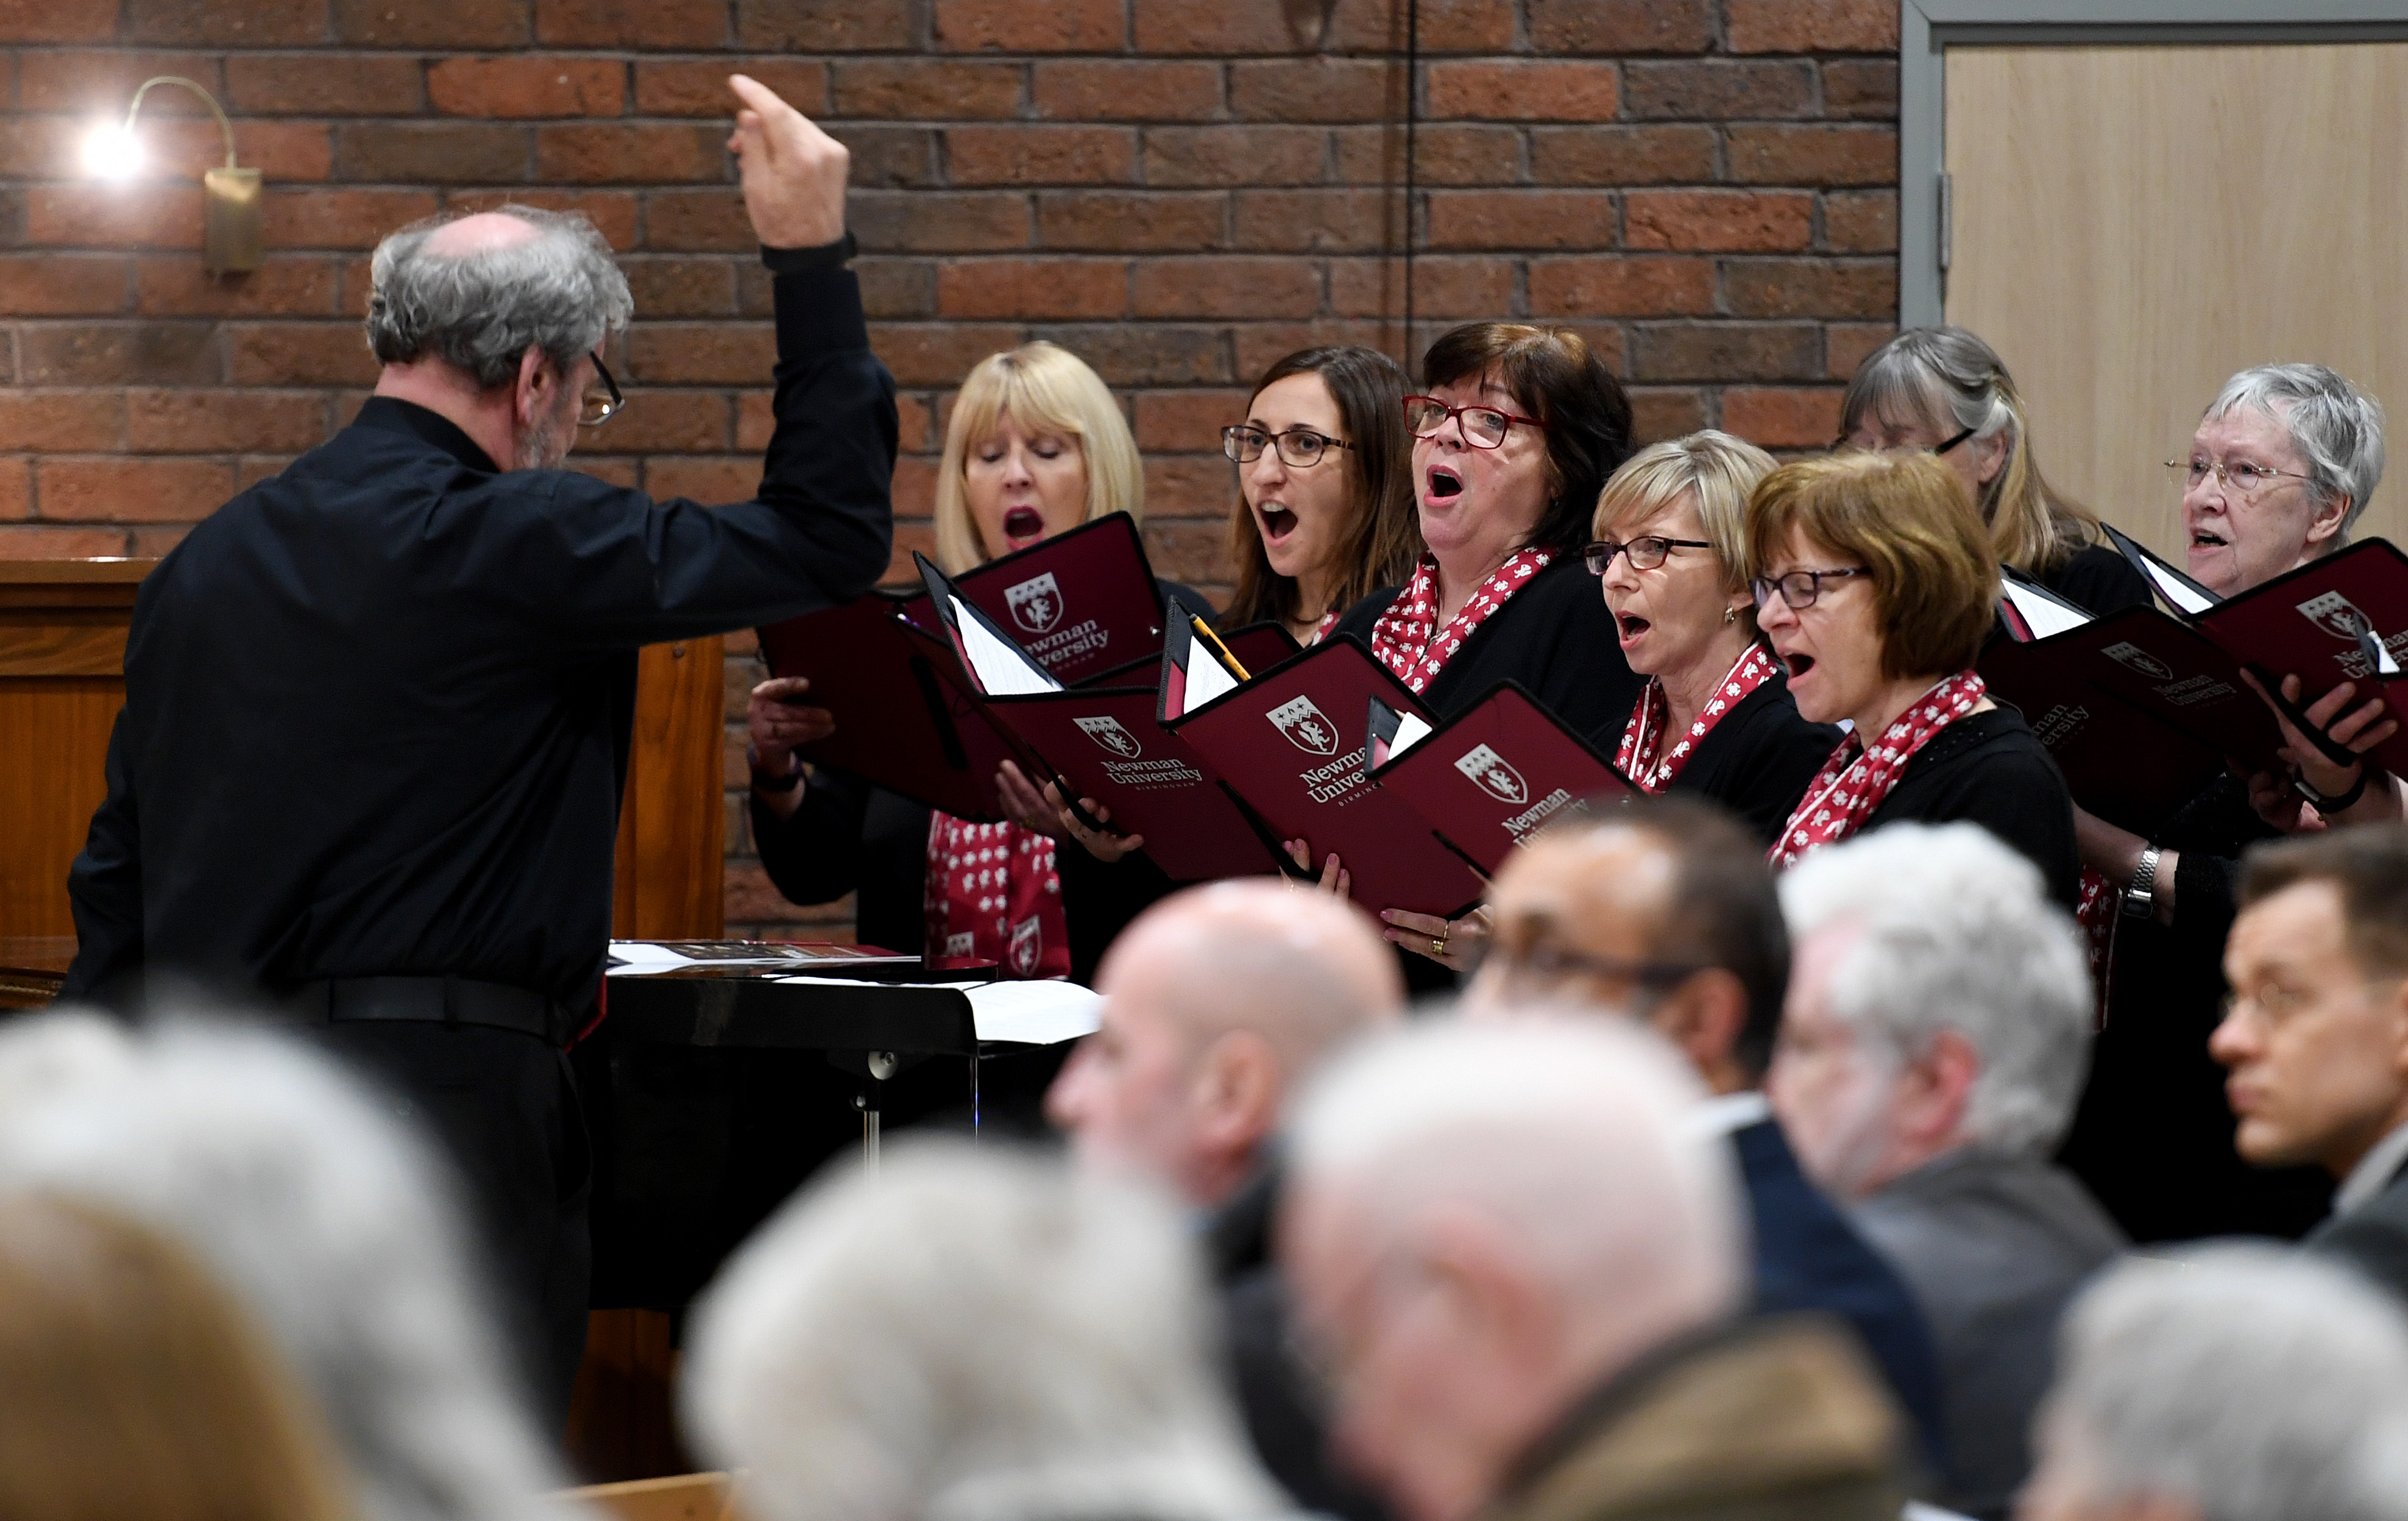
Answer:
728;74;849;250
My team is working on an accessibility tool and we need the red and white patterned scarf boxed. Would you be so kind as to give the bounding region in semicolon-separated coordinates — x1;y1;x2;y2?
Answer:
1768;671;1988;870
1310;609;1341;644
924;814;1069;980
1617;643;1782;793
1368;550;1553;693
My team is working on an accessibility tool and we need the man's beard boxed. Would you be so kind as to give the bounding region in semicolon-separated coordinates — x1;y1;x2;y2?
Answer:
515;388;579;470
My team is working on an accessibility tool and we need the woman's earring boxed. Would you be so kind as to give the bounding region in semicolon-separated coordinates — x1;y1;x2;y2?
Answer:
1723;606;1738;625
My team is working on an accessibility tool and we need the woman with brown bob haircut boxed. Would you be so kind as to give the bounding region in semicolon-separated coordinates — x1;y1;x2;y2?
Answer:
1325;322;1645;976
1747;449;2078;903
1221;346;1423;646
0;1192;353;1521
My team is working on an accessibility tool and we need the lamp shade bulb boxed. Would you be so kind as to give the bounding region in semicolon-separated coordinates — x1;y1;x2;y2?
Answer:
82;123;144;179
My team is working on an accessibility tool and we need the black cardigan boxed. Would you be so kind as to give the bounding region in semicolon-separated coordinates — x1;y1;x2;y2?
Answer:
1328;554;1643;746
1854;706;2083;910
2045;542;2154;616
1666;673;1843;848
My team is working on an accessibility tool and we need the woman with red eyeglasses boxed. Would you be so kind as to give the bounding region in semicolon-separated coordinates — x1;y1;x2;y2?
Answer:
1316;323;1644;974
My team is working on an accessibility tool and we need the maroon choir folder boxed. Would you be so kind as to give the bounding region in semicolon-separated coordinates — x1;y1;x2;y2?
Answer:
1165;636;1489;918
1365;681;1635;874
981;684;1289;883
754;594;1038;822
901;512;1172;686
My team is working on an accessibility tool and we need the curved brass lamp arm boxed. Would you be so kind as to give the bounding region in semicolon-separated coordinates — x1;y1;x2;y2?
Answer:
125;75;237;170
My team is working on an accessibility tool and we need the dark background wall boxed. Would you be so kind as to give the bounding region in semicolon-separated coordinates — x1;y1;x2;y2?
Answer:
0;0;1900;940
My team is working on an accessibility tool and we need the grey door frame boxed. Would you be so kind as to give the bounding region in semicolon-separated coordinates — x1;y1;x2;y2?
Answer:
1899;0;2408;328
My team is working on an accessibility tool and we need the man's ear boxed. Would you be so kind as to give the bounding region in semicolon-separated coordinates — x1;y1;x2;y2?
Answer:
1900;1029;1980;1149
513;346;551;430
1192;1030;1283;1160
1649;969;1751;1090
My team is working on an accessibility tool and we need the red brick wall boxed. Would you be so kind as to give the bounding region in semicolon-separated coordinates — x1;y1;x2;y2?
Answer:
0;0;1899;941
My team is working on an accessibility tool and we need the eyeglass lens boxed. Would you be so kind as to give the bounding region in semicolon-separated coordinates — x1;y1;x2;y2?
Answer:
1405;399;1510;448
1223;427;1333;467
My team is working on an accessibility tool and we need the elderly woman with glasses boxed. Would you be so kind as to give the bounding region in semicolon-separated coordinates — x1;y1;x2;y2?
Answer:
1320;322;1645;974
2061;363;2398;1249
1747;448;2079;904
1590;430;1838;846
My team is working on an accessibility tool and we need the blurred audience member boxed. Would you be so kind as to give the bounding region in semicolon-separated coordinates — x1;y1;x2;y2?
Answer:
1772;823;2123;1519
2214;826;2408;1300
1465;798;1947;1468
684;1141;1287;1521
1282;1017;1905;1521
0;1191;355;1521
1047;880;1404;1520
0;1013;574;1521
2020;1246;2408;1521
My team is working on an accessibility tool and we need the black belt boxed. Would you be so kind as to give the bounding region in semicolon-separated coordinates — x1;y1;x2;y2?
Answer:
282;975;567;1046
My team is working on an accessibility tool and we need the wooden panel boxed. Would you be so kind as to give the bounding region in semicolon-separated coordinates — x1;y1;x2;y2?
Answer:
0;677;126;939
568;1472;732;1521
1946;44;2408;561
0;623;129;678
611;636;727;941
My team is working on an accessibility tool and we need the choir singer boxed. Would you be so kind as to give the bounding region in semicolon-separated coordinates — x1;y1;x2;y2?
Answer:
57;76;894;1416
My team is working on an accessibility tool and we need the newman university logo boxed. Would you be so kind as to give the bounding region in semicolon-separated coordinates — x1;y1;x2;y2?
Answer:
1267;695;1339;755
1073;714;1143;759
1454;743;1528;805
1005;572;1064;634
2299;589;2374;642
1008;915;1043;976
2100;641;2175;681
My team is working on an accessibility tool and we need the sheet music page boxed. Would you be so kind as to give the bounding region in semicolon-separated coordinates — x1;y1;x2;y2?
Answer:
2145;559;2217;615
1391;711;1434;754
2002;579;2092;639
955;595;1062;695
1185;644;1241;709
770;977;1103;1044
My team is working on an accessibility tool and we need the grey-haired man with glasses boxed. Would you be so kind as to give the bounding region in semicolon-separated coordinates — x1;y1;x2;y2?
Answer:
60;76;893;1417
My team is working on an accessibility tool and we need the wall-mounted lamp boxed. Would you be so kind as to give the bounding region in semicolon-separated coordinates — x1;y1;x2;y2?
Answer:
82;76;260;277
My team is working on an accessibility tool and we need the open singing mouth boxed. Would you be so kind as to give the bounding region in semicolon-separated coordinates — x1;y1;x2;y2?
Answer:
2192;526;2230;549
1002;506;1045;540
1427;465;1464;501
1258;503;1297;542
1617;612;1651;639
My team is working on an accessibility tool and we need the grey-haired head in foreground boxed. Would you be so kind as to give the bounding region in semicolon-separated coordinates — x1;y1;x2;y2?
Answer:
0;1009;579;1521
366;205;633;391
2025;1244;2408;1521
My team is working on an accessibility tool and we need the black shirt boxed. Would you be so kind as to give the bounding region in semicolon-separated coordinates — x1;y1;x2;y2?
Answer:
2045;542;2154;615
1858;706;2082;909
1329;554;1643;746
1666;673;1841;847
63;265;898;1009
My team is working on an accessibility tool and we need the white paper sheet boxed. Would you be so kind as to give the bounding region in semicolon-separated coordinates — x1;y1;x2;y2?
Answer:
769;976;1103;1044
1185;643;1241;711
2002;578;2092;639
956;596;1061;695
1389;711;1434;756
2143;558;2217;615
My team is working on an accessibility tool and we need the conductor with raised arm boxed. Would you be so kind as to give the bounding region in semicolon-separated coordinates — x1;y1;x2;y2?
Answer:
58;77;892;1415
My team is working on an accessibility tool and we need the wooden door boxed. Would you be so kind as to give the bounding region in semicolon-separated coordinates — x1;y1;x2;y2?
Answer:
1944;43;2408;558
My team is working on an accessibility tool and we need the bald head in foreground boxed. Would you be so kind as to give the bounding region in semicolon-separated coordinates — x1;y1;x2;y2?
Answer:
1048;879;1403;1209
1047;880;1403;1521
1281;1016;1905;1521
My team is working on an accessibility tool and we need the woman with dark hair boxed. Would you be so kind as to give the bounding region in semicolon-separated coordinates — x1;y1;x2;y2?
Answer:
1325;322;1646;971
1220;346;1423;646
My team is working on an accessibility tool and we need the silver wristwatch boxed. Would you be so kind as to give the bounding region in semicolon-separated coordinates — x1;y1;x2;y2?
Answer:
2121;845;2162;919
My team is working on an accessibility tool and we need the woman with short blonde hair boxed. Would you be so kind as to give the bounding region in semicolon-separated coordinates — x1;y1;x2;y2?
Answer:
1746;450;2077;902
932;340;1146;575
749;339;1194;984
1841;327;2150;614
1588;430;1836;844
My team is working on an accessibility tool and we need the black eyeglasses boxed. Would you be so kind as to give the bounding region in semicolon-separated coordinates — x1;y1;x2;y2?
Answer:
1750;567;1871;610
1403;395;1552;449
1583;536;1714;575
579;350;622;427
1222;425;1351;468
1833;424;1979;457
